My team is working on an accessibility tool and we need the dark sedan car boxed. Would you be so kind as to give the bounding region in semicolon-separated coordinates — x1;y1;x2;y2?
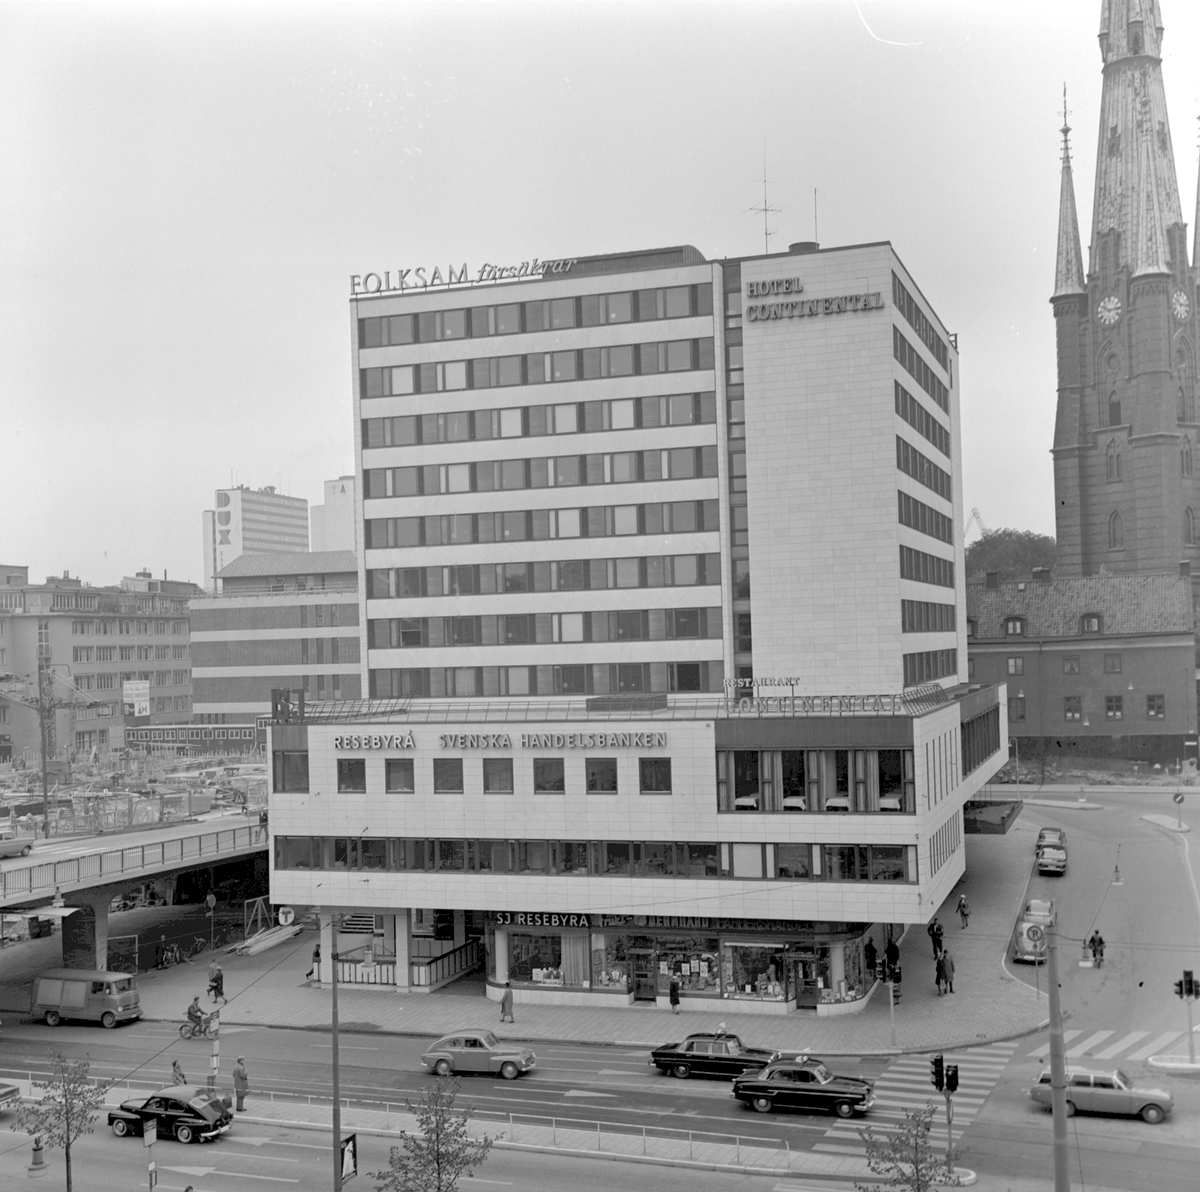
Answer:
733;1058;876;1118
650;1032;781;1079
108;1086;232;1144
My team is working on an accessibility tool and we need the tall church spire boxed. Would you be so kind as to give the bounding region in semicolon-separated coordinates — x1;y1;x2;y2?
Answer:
1091;0;1182;272
1054;90;1086;298
1193;114;1200;271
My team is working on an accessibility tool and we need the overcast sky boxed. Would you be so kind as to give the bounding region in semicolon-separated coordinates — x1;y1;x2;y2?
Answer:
4;0;1200;587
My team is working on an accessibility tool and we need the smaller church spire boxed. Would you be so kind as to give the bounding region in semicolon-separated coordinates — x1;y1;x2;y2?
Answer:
1054;87;1087;299
1193;114;1200;271
1133;120;1171;276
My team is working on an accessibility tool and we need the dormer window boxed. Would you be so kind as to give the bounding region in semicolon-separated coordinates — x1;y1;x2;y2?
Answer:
966;619;976;638
1004;618;1024;637
1080;613;1103;634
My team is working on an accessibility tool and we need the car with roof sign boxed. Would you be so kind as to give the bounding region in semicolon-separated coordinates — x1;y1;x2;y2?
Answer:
732;1057;876;1117
650;1031;784;1079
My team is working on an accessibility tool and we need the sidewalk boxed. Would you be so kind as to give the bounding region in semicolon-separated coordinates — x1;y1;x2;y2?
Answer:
112;824;1048;1056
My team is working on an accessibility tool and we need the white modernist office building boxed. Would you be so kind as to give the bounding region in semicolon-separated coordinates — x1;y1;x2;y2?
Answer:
270;240;1007;1014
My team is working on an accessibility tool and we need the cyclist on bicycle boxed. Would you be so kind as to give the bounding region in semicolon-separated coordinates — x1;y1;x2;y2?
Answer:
186;996;205;1030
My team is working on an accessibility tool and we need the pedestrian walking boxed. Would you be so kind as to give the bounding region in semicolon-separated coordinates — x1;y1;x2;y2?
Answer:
207;959;225;1004
669;977;681;1014
884;936;900;981
306;943;320;982
500;981;514;1023
957;894;970;928
863;937;878;979
926;918;939;956
942;949;955;994
932;918;945;957
171;1060;186;1085
934;953;947;995
1088;931;1106;967
232;1057;250;1112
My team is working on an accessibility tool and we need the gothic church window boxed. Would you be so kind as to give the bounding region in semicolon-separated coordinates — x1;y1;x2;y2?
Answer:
1106;440;1122;481
1182;437;1194;476
1108;510;1124;550
1108;392;1122;427
1175;345;1194;422
1187;508;1196;546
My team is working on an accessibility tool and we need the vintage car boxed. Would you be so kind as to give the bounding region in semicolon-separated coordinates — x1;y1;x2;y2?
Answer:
1037;845;1068;875
1022;899;1057;926
1029;1068;1173;1123
1036;828;1067;852
420;1030;536;1079
108;1086;233;1143
1012;920;1048;964
732;1058;876;1117
0;1079;20;1114
0;829;33;860
650;1032;782;1079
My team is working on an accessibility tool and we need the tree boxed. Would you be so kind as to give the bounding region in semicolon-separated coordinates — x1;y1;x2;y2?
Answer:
370;1079;492;1192
10;1053;110;1192
965;528;1056;583
855;1103;962;1192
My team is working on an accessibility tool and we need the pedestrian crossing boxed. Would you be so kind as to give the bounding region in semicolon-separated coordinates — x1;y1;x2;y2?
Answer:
816;1040;1018;1152
1025;1027;1191;1063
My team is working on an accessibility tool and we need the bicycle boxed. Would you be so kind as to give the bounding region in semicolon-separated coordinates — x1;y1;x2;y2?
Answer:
188;936;207;958
179;1016;218;1041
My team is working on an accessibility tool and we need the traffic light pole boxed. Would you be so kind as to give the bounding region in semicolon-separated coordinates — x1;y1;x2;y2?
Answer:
1046;921;1071;1192
944;1088;955;1162
1187;996;1195;1065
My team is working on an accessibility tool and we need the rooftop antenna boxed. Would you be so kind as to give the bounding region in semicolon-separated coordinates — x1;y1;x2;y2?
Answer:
747;140;783;253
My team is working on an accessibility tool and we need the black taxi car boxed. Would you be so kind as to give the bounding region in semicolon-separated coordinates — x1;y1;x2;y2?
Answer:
650;1032;781;1079
732;1058;876;1118
108;1085;233;1143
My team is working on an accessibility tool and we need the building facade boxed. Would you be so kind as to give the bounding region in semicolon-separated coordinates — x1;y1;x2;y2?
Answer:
967;567;1196;762
311;476;358;553
201;485;309;593
190;551;361;725
1052;0;1200;577
270;237;1005;1012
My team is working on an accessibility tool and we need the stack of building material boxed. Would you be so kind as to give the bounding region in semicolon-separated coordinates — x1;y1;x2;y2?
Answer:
228;923;302;956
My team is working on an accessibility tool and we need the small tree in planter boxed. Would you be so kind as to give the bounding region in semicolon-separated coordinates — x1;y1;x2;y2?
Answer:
856;1103;962;1192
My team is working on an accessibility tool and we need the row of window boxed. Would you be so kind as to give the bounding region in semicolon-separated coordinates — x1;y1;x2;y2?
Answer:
114;670;186;688
898;490;953;545
358;285;713;348
894;381;950;458
363;445;719;501
368;659;725;699
997;615;1104;638
74;644;188;663
901;599;956;634
1008;653;1128;676
716;748;915;814
274;835;918;884
900;545;955;589
360;339;715;398
896;436;952;502
364;500;720;550
903;649;958;686
362;393;717;449
366;553;722;600
1008;694;1166;722
961;708;1000;777
368;607;721;649
893;327;949;414
71;619;187;636
892;273;950;372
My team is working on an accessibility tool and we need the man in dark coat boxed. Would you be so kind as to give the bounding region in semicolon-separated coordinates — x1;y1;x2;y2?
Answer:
863;937;878;978
926;918;942;957
942;949;955;994
884;937;900;981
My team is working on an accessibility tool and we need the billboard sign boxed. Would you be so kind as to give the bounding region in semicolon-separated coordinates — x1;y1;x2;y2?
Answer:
122;680;150;718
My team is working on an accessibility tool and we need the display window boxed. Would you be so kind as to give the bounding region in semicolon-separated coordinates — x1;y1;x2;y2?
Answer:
655;935;720;995
722;942;788;1001
789;945;831;1007
590;933;630;991
509;931;591;987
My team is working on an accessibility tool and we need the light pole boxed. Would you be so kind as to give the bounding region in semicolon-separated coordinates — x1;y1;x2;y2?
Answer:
1009;736;1020;802
329;918;374;1192
37;662;52;837
1045;920;1071;1192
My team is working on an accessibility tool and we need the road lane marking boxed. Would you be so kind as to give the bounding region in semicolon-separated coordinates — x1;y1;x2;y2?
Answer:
1030;1030;1083;1057
308;1044;380;1050
1125;1031;1182;1061
562;1089;618;1097
1091;1031;1150;1059
1065;1030;1115;1057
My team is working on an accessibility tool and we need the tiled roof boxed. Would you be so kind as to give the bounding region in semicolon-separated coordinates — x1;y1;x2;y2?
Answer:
216;551;357;579
966;573;1193;640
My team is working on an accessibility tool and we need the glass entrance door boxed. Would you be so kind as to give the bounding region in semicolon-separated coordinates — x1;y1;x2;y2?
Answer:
630;950;658;1001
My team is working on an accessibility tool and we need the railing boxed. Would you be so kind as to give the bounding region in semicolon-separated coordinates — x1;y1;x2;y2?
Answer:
336;958;398;985
0;824;269;900
411;939;483;987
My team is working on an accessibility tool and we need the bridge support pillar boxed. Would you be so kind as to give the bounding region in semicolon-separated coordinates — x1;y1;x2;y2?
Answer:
62;891;110;970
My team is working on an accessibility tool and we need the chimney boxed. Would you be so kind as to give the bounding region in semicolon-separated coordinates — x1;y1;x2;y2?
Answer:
1180;560;1192;578
1032;567;1052;583
985;571;1000;589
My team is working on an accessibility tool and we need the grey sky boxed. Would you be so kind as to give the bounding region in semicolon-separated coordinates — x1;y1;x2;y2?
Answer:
4;0;1200;586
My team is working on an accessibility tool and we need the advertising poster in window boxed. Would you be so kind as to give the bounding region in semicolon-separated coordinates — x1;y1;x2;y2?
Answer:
122;679;150;720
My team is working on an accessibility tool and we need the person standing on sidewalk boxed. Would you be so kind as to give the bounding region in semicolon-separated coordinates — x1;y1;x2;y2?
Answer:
232;1057;249;1112
500;981;514;1023
306;943;320;982
934;953;947;995
669;976;681;1014
957;894;970;928
864;937;878;980
884;936;900;981
942;949;955;994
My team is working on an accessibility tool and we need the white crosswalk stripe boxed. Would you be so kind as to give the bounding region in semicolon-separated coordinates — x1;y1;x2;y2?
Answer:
1022;1028;1183;1063
819;1041;1017;1150
1065;1030;1115;1057
1091;1031;1149;1059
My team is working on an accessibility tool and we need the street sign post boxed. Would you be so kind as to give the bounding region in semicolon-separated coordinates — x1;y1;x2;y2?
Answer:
143;1119;156;1147
1174;790;1185;829
278;905;295;926
340;1133;358;1182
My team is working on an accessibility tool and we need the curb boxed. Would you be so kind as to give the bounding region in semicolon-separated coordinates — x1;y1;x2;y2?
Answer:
1140;814;1190;834
1020;799;1104;811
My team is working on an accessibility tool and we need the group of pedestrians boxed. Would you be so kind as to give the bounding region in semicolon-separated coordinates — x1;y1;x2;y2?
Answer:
925;893;969;996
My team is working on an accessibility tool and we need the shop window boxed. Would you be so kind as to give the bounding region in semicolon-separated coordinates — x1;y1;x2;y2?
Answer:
1147;694;1166;719
586;757;618;793
640;758;672;794
337;759;366;793
657;935;721;996
776;844;812;879
272;751;309;793
483;758;514;793
723;943;787;1001
385;758;414;793
533;757;565;794
434;758;464;793
509;934;563;986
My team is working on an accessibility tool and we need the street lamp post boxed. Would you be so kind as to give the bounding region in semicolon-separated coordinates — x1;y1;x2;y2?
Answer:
1010;736;1020;802
1046;920;1071;1192
329;920;374;1192
37;662;52;837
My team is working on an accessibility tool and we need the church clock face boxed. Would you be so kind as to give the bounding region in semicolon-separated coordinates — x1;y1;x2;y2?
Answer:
1097;295;1122;325
1173;290;1191;321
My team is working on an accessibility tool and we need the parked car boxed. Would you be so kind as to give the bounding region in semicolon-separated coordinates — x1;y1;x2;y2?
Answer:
108;1086;233;1143
0;1080;20;1115
1029;1068;1173;1123
0;829;33;859
1037;846;1068;875
1013;921;1048;964
1036;828;1067;851
31;969;141;1028
733;1058;876;1117
651;1032;781;1079
1023;899;1057;926
421;1030;536;1079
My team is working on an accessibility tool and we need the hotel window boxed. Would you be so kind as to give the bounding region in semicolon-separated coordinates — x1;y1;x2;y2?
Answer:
533;757;565;794
1147;694;1166;720
1103;653;1122;673
1004;618;1024;636
483;758;514;793
1064;696;1082;722
433;758;464;793
1105;695;1123;720
1007;697;1026;722
1062;655;1080;673
586;758;618;794
1006;657;1023;676
639;758;672;794
336;759;366;793
385;758;414;793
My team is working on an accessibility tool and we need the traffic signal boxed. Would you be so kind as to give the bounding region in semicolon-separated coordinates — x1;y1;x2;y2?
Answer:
945;1064;959;1094
1176;978;1186;999
930;1054;945;1091
1185;970;1196;998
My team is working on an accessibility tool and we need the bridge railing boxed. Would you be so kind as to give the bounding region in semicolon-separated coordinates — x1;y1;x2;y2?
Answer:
0;824;270;899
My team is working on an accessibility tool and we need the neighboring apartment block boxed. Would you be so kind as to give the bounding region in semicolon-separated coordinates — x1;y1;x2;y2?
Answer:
311;476;358;553
201;485;309;592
